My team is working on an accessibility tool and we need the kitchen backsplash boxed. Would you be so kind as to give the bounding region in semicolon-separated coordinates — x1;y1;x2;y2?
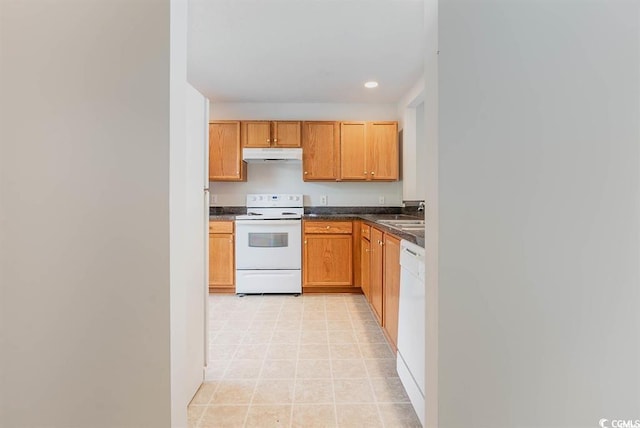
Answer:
209;162;403;207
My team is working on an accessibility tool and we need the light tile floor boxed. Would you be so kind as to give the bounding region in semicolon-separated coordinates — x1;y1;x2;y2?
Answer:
188;293;421;428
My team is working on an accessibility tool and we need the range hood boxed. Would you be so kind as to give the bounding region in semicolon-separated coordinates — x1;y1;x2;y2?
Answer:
242;147;302;162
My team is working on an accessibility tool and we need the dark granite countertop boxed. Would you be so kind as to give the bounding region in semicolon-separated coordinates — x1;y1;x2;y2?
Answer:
209;214;237;221
303;213;425;247
209;207;425;248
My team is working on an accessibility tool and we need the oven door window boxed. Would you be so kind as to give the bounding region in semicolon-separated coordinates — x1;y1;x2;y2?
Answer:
235;221;302;270
248;232;288;248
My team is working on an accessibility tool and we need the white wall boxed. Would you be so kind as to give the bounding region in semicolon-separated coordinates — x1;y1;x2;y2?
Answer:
210;102;404;206
423;1;439;426
437;1;640;427
180;84;208;421
397;78;426;201
415;101;426;201
169;0;206;425
211;162;403;207
0;0;173;426
211;102;399;121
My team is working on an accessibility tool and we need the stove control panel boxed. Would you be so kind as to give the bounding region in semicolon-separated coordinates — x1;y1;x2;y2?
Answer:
246;194;303;208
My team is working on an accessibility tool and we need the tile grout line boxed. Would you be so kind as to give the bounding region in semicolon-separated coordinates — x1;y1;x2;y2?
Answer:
197;297;232;427
210;296;258;424
328;295;341;428
289;296;303;428
232;297;258;427
243;295;282;428
349;295;387;428
197;294;418;427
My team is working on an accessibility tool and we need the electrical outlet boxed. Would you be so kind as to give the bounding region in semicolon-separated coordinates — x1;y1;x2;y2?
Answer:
320;195;328;206
378;196;385;205
211;194;218;204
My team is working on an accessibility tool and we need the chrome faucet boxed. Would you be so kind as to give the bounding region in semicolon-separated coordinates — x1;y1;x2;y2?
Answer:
418;201;425;212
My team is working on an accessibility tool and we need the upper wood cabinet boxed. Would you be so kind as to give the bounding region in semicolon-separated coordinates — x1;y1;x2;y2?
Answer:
302;121;340;181
340;122;367;180
209;118;396;182
242;121;301;148
242;121;270;147
368;122;399;180
209;121;246;182
274;122;301;147
340;121;398;181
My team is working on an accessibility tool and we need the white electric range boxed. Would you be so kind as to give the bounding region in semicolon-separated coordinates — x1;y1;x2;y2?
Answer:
235;194;303;294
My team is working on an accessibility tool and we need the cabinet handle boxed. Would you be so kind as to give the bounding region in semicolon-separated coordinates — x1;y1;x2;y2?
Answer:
304;171;308;175
326;226;330;229
364;171;367;174
304;240;307;244
267;139;271;143
274;138;278;142
371;172;375;176
365;248;369;253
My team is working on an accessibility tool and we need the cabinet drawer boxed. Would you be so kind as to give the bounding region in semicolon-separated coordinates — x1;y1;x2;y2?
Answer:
361;224;371;240
304;221;352;234
209;221;234;234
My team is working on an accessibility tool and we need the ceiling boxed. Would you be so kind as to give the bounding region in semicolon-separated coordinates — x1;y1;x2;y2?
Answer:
187;0;424;104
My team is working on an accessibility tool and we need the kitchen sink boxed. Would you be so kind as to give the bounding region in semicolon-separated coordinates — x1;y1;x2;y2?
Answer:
376;218;425;233
377;219;425;226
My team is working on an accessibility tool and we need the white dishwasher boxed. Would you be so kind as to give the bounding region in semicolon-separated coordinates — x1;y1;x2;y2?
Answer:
397;240;426;427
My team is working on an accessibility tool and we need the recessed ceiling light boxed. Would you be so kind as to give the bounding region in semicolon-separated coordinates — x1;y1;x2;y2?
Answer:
364;81;379;89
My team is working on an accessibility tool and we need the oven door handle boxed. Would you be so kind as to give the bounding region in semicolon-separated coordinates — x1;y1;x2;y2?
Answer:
235;219;302;226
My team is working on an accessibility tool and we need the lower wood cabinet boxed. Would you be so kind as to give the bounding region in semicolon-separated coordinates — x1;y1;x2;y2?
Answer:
382;233;401;350
209;221;235;293
369;227;384;324
303;220;354;291
359;224;402;349
360;229;371;300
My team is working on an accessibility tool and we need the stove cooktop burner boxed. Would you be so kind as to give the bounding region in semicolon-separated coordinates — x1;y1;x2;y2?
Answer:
235;193;304;221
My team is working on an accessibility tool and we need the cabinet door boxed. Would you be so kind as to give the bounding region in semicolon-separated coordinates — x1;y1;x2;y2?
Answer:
360;236;371;299
368;122;398;180
383;234;401;349
302;121;339;180
209;121;244;181
340;122;367;180
209;233;234;289
243;121;271;147
369;227;384;324
303;234;353;286
273;121;301;147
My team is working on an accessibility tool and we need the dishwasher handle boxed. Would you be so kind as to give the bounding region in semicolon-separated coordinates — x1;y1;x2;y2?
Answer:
400;240;425;272
404;248;418;257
